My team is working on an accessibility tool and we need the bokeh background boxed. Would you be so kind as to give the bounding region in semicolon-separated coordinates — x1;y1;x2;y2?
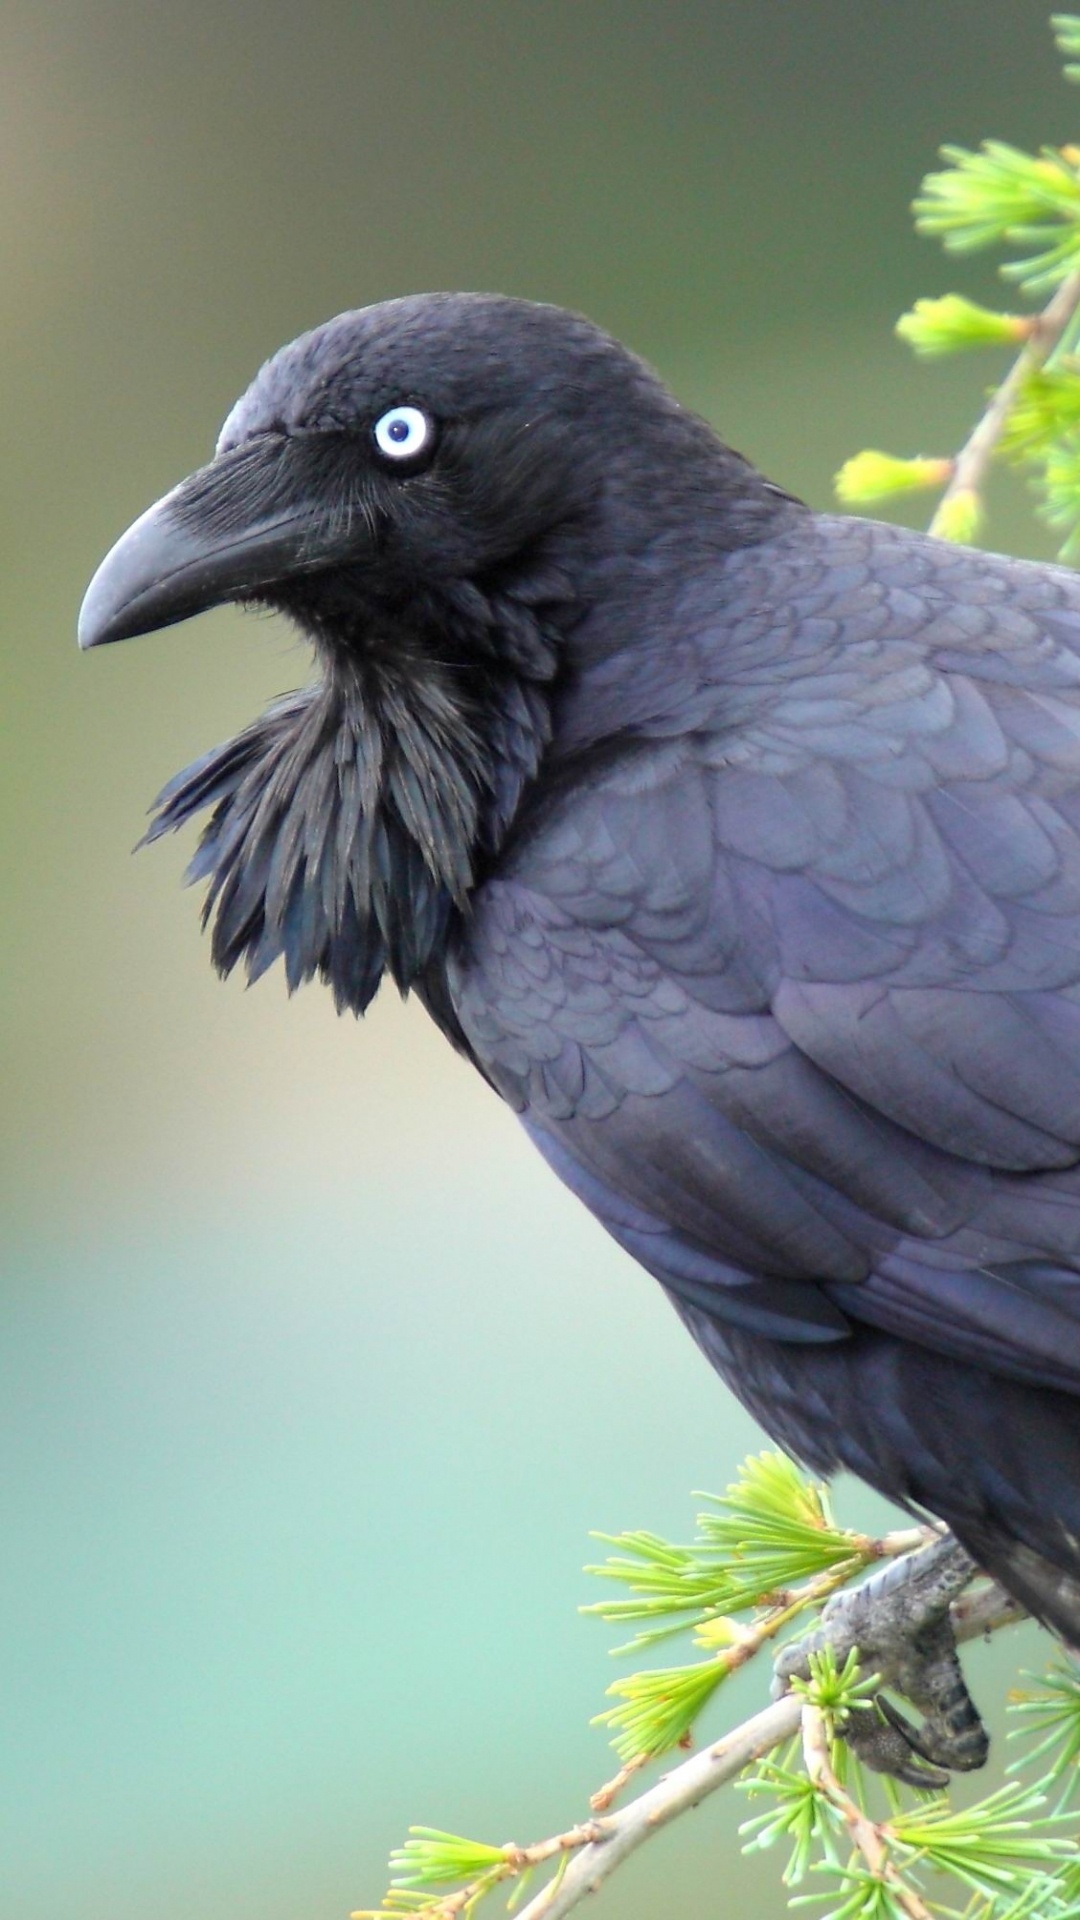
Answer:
2;3;1071;1915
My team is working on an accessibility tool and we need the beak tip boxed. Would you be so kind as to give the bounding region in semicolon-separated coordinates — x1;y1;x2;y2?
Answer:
77;497;182;653
76;486;226;652
76;586;115;651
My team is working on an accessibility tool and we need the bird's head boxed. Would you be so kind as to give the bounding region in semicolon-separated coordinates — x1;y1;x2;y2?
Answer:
78;292;695;658
79;293;790;1016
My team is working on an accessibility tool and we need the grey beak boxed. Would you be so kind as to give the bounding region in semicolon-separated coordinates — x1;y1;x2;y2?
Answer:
78;440;370;650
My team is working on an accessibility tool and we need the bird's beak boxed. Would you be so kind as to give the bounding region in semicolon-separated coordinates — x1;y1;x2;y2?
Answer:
78;437;368;650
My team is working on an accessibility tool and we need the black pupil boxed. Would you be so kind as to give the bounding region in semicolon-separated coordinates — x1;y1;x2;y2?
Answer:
389;417;411;442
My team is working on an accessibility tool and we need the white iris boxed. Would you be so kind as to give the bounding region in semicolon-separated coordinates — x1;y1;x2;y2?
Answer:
373;405;432;461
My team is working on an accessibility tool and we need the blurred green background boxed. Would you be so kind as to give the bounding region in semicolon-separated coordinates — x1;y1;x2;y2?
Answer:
1;3;1069;1915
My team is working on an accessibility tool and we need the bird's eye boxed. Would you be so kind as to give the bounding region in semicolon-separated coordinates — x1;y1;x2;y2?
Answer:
372;405;434;464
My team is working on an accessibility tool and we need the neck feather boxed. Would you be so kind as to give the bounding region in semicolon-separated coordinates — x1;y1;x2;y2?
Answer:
145;632;553;1014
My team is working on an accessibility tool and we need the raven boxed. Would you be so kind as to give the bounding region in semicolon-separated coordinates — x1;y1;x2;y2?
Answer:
80;293;1080;1653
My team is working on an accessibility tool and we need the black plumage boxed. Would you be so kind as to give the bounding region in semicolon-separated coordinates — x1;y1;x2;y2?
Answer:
80;292;1080;1646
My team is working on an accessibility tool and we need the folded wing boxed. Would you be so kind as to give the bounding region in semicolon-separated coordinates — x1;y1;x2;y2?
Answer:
451;518;1080;1395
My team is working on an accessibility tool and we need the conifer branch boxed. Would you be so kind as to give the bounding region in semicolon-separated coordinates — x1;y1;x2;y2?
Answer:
355;1546;1030;1920
928;265;1080;539
800;1703;934;1920
503;1567;1025;1920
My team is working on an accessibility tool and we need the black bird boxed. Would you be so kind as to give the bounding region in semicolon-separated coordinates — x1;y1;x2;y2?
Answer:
81;293;1080;1658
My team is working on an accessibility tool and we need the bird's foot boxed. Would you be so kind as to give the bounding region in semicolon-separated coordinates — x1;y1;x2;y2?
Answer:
773;1535;989;1785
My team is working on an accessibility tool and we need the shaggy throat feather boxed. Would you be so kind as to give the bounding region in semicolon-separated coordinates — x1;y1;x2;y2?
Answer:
144;658;547;1014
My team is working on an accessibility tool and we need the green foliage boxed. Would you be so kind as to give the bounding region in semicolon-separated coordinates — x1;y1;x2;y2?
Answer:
801;1874;919;1920
586;1453;881;1764
1027;433;1080;554
355;1822;531;1919
888;1779;1074;1898
912;140;1080;295
592;1648;734;1762
738;1714;1079;1919
787;1646;882;1727
1009;1658;1080;1788
834;452;952;504
836;12;1080;557
389;1830;512;1891
895;295;1029;358
739;1751;831;1885
1000;366;1080;451
1054;9;1080;81
585;1451;872;1645
353;1829;536;1919
931;487;986;546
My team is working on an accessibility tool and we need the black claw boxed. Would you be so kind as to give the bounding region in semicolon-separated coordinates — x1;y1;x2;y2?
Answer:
842;1696;951;1789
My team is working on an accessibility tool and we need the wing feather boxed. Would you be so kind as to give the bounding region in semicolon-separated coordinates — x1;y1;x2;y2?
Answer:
451;517;1080;1384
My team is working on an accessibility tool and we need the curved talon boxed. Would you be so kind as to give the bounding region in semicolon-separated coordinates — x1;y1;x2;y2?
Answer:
842;1696;951;1789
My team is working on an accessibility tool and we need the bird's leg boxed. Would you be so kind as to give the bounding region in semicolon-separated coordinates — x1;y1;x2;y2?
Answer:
773;1535;989;1786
